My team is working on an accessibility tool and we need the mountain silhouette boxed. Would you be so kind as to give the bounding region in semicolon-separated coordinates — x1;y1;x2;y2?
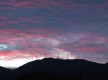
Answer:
0;58;108;80
0;66;13;80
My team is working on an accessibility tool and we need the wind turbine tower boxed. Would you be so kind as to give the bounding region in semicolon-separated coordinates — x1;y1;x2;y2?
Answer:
78;52;80;59
67;54;68;59
58;53;60;59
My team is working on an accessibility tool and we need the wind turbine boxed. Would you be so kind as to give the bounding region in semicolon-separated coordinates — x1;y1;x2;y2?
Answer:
58;52;60;59
45;53;47;58
67;54;69;59
35;54;37;60
78;52;80;59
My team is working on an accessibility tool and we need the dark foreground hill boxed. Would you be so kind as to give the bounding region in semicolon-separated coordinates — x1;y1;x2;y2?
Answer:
0;58;108;80
0;66;13;80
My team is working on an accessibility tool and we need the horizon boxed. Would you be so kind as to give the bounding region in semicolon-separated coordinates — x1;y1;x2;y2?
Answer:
1;57;107;69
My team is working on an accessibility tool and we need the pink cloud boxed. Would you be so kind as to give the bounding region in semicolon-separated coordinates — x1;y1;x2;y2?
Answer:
0;0;74;10
58;32;108;54
0;20;20;26
0;29;108;66
0;17;9;20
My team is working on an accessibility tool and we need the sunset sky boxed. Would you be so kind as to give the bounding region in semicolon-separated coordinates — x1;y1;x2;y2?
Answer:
0;0;108;68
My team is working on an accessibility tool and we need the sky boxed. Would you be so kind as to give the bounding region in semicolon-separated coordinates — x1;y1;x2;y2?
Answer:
0;0;108;68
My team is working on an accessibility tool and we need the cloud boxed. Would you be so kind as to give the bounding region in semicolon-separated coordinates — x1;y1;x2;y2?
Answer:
0;0;73;9
0;29;107;64
0;0;107;10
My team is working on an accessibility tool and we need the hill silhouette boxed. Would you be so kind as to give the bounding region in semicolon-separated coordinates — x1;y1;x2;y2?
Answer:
0;58;108;80
0;66;13;80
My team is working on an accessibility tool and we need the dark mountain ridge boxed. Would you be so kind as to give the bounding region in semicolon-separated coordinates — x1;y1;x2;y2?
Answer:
0;58;108;80
0;66;13;80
